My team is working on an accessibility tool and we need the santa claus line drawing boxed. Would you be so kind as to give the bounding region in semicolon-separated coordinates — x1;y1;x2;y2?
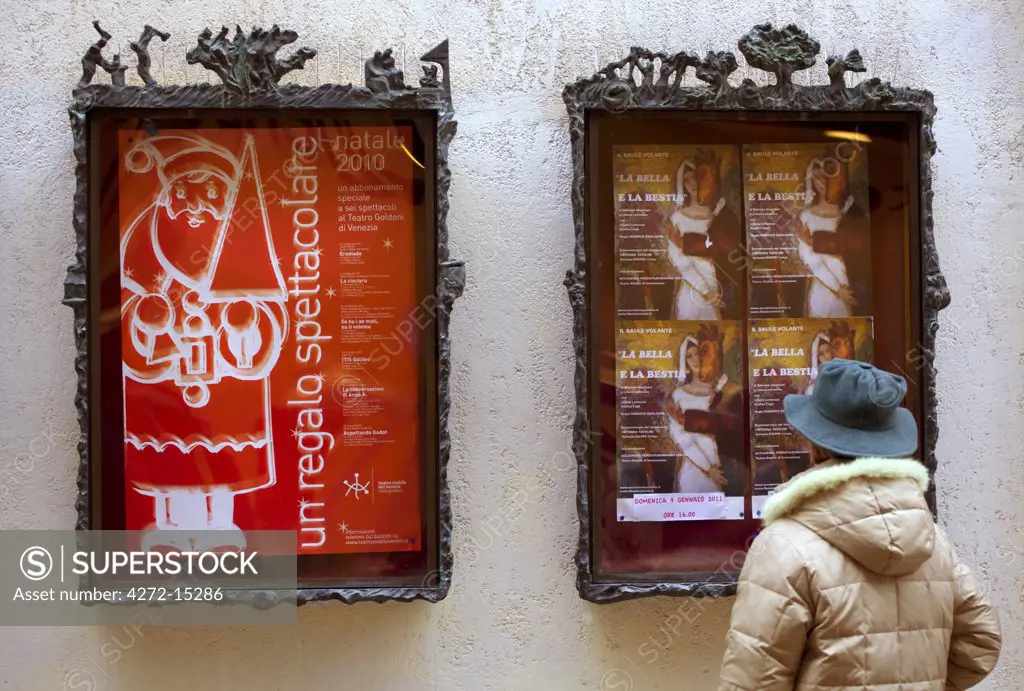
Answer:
119;130;288;551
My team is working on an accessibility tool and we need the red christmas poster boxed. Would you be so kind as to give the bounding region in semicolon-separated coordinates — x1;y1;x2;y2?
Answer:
117;125;423;555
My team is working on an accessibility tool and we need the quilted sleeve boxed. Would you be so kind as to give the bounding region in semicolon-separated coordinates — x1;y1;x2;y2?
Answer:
718;527;813;691
946;561;1002;691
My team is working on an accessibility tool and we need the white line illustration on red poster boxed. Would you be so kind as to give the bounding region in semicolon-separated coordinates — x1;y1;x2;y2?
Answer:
119;131;288;551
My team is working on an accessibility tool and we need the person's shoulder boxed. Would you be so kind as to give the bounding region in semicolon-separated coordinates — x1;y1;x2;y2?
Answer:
748;519;820;565
758;518;819;545
742;520;820;592
926;523;960;572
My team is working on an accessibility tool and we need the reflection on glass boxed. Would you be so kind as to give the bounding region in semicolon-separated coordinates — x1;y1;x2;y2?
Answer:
589;111;920;581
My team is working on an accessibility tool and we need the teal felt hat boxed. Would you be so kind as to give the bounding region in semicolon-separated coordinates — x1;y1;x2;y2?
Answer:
783;359;918;458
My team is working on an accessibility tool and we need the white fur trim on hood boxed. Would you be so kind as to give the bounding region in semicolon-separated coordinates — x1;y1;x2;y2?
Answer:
763;457;930;526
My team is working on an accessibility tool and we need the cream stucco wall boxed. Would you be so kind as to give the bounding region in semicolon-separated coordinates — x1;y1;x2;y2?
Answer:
1;0;1022;689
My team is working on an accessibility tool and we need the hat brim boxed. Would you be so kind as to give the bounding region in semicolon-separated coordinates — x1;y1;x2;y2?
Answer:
782;394;919;458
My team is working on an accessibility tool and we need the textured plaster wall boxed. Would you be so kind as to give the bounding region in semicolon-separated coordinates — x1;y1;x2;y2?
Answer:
0;0;1022;689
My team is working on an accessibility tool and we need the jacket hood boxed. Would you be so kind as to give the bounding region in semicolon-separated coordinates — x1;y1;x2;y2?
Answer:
763;457;935;576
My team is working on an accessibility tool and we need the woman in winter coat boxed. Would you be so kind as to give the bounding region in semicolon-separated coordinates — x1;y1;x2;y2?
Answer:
720;359;1001;691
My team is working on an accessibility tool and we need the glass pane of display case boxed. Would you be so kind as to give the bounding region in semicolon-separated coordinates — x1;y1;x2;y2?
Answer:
87;108;441;590
584;110;923;584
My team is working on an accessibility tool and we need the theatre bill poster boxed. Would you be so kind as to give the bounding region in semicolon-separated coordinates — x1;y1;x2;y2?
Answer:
117;125;424;555
612;145;746;522
615;321;746;522
743;143;872;319
613;145;743;321
748;317;874;517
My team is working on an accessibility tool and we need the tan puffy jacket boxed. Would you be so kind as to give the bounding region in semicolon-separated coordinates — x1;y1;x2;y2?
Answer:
719;458;1001;691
